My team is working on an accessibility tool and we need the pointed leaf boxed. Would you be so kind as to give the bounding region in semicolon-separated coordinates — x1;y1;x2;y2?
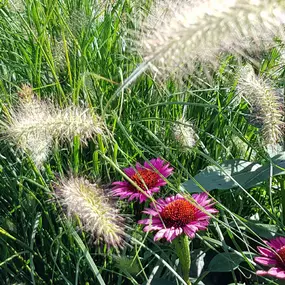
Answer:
182;152;285;193
208;252;253;272
245;222;279;239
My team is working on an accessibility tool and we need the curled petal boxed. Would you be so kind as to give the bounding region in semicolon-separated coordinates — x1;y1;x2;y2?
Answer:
154;229;168;241
257;246;275;258
256;270;269;276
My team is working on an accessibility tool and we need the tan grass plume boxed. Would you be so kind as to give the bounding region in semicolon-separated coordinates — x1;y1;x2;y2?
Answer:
237;64;284;145
173;118;197;149
2;85;106;167
138;0;285;76
56;177;126;247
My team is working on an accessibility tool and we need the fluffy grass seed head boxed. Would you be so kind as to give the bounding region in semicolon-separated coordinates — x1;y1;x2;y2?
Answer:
237;64;284;145
173;118;197;149
138;0;285;77
51;105;105;143
8;0;25;13
4;97;54;168
51;39;66;71
2;90;106;167
18;84;34;101
56;177;126;247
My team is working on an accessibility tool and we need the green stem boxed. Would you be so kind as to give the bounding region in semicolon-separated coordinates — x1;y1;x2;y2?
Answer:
173;234;191;285
281;179;285;225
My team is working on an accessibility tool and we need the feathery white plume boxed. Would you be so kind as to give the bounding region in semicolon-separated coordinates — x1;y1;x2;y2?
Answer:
173;118;197;149
56;177;125;247
4;97;53;168
52;106;104;143
2;85;106;167
237;64;284;145
138;0;285;76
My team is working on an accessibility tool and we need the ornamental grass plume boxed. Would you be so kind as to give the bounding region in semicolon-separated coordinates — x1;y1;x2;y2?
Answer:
173;118;197;149
1;85;106;167
3;89;54;168
138;193;218;242
138;0;285;76
255;237;285;279
56;177;125;247
112;158;173;203
237;65;284;145
51;105;105;144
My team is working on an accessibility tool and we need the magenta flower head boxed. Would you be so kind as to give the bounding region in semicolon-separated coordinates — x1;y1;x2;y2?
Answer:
112;158;173;203
255;237;285;280
138;193;218;242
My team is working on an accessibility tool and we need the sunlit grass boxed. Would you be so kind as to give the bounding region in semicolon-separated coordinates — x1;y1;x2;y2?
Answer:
0;0;284;284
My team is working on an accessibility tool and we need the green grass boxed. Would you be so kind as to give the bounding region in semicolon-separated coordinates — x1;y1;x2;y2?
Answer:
0;0;285;284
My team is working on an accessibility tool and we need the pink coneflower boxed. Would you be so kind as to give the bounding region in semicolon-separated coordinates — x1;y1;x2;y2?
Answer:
138;193;218;242
112;158;173;203
255;237;285;279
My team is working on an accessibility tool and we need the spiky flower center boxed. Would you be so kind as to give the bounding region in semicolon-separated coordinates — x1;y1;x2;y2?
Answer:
131;169;160;190
277;246;285;264
160;199;196;228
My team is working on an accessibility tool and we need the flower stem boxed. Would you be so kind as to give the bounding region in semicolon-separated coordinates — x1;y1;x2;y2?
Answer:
173;234;191;285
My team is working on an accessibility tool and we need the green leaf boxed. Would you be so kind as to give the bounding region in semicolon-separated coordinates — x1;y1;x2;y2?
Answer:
182;160;261;193
243;152;285;188
182;152;285;193
245;222;279;239
190;278;206;285
72;230;106;285
208;252;253;272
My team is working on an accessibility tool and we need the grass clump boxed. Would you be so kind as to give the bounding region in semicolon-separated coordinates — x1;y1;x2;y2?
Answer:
0;1;285;285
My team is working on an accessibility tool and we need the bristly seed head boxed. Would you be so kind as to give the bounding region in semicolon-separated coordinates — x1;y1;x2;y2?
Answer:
137;0;285;78
1;89;106;168
18;84;34;101
56;177;126;248
173;118;197;149
4;97;54;168
237;64;284;145
51;105;105;144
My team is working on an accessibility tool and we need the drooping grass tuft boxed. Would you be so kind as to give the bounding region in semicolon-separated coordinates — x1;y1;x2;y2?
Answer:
237;64;284;146
3;95;54;168
173;118;197;149
137;0;285;77
1;86;106;167
56;176;126;247
52;105;105;144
